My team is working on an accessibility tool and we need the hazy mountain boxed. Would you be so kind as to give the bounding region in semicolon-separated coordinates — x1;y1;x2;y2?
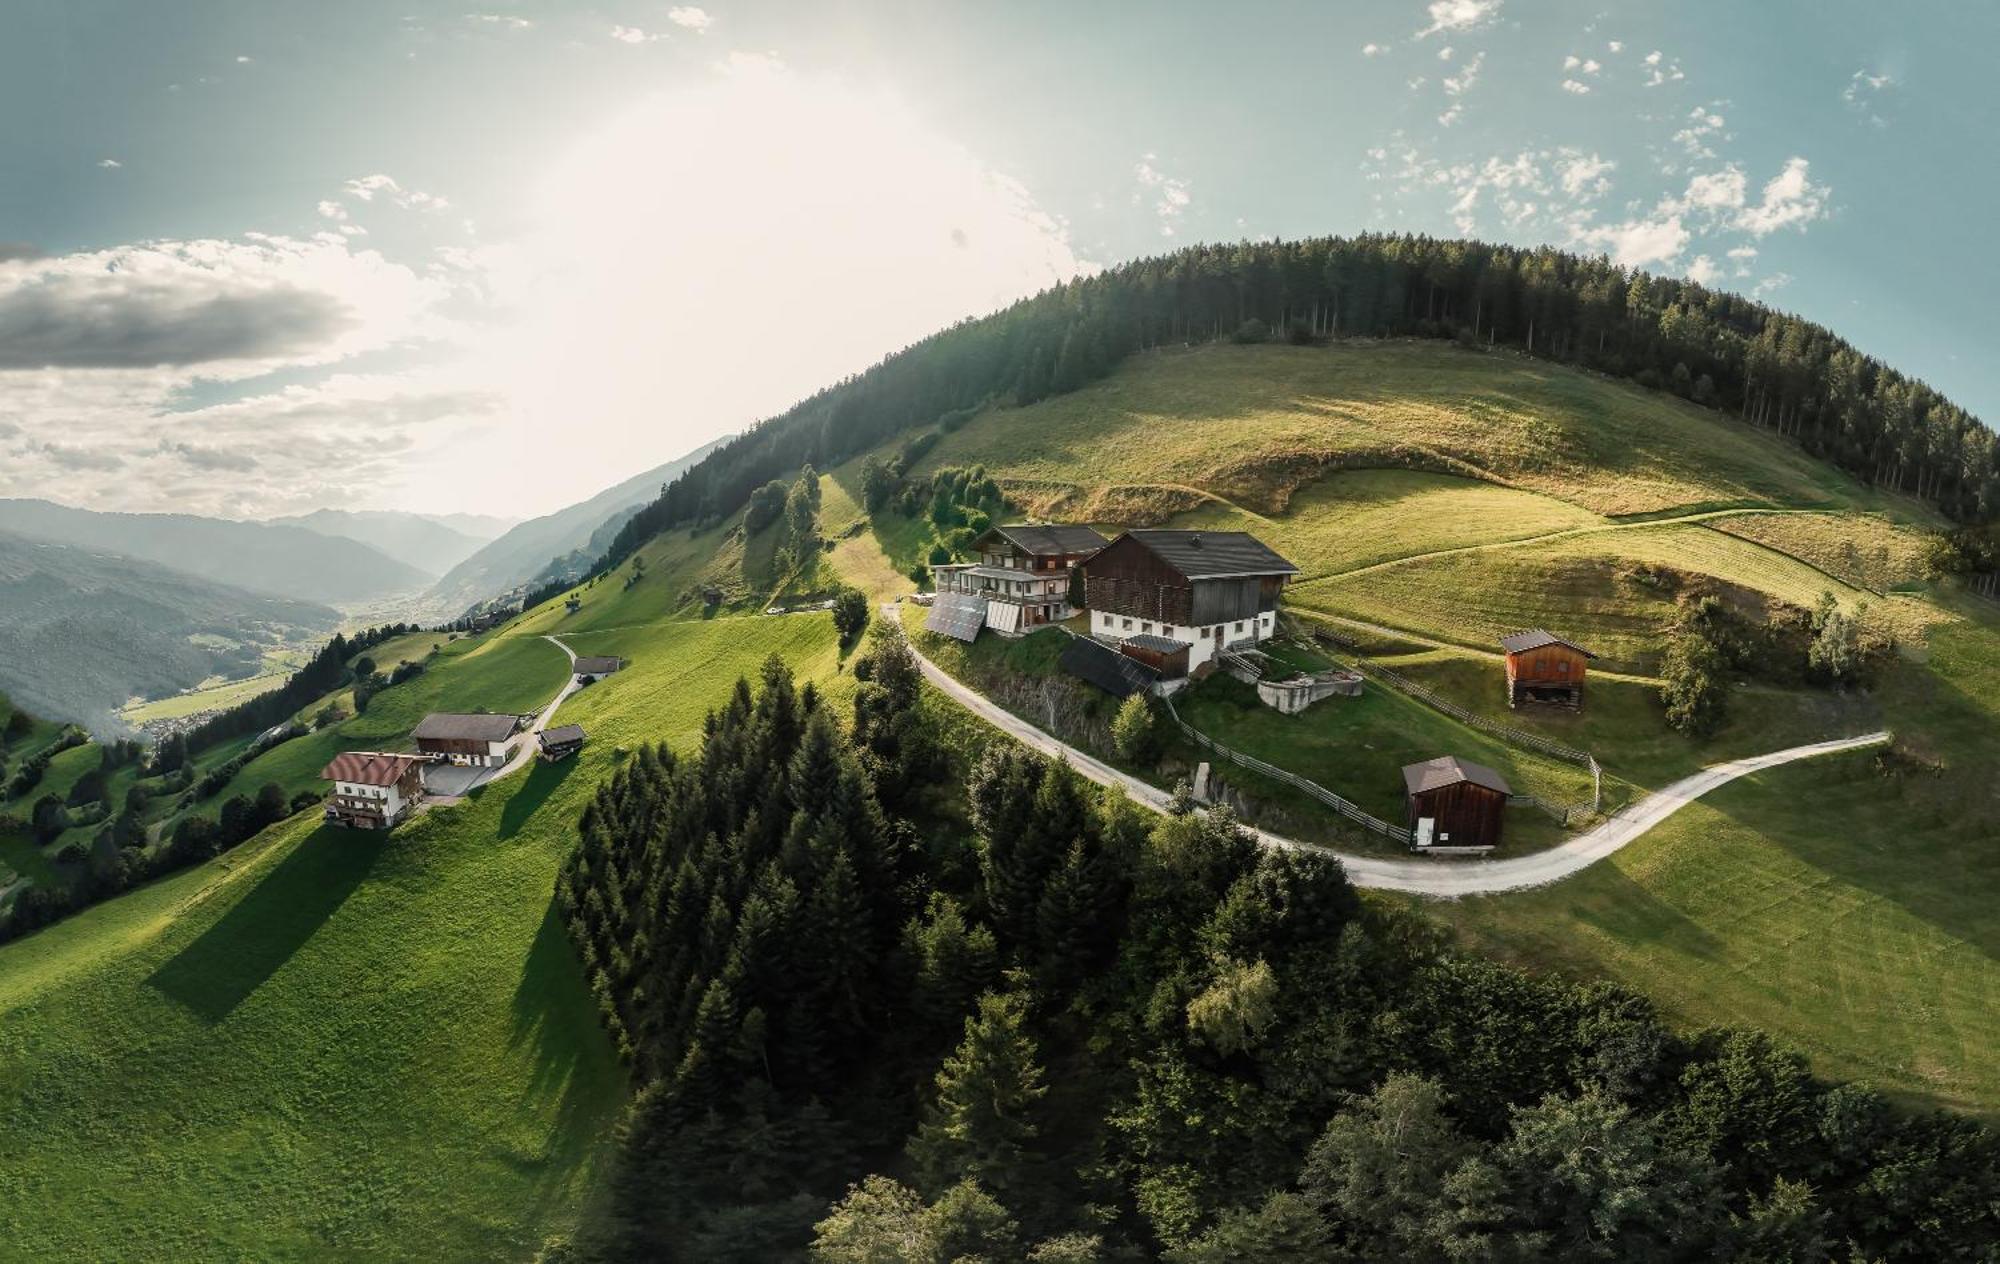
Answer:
272;509;515;578
0;499;429;607
0;529;337;732
427;438;725;613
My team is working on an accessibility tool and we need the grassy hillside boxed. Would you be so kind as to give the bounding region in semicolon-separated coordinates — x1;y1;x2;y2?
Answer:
0;611;847;1257
920;341;1915;519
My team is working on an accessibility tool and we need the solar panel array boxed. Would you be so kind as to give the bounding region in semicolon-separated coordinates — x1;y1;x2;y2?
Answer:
925;591;986;642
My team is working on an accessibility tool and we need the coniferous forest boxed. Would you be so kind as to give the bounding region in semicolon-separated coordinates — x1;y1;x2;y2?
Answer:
602;234;1999;583
549;632;2000;1262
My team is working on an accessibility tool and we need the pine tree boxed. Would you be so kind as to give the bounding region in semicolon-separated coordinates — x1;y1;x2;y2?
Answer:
909;988;1048;1196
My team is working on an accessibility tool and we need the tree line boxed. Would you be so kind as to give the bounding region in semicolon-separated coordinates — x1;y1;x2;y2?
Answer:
544;633;1999;1261
586;234;1994;592
178;622;421;754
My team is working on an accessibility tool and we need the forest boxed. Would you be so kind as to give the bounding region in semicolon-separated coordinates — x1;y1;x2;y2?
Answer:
600;234;1999;583
547;632;2000;1261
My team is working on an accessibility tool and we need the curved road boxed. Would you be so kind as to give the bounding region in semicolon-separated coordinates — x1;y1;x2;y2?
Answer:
896;614;1887;895
429;635;582;799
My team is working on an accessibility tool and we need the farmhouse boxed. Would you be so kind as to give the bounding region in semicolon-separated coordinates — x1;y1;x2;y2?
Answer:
321;751;427;830
573;655;624;682
1080;529;1299;670
1499;629;1597;709
1402;755;1512;851
927;523;1108;641
538;723;587;762
412;712;522;767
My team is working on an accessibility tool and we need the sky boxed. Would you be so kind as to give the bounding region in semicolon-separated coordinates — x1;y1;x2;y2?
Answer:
2;0;1994;521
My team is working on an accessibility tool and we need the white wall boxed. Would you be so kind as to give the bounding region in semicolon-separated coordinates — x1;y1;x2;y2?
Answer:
1089;607;1273;669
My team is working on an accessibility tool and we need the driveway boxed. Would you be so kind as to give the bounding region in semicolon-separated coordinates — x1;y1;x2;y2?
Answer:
888;603;1888;896
423;635;580;803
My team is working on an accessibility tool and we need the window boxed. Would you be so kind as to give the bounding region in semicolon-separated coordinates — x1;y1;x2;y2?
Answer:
1122;618;1133;630
1234;622;1245;633
1142;621;1153;633
1558;660;1571;675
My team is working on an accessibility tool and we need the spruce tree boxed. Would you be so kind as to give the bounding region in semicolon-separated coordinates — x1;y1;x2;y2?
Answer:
909;988;1048;1196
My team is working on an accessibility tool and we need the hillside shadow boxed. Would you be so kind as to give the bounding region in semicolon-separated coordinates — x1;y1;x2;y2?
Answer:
506;901;622;1185
498;756;577;840
1567;863;1724;963
147;826;383;1023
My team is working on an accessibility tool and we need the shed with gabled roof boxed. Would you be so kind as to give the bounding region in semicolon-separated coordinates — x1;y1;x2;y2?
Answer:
1402;755;1511;850
1499;628;1597;710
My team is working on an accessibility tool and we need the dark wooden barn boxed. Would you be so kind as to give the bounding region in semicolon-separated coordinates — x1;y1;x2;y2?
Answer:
1499;629;1597;709
1402;755;1512;851
538;723;587;762
412;712;522;767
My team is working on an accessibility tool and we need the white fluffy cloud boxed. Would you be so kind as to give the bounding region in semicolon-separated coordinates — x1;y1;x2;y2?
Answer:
609;25;662;44
1419;0;1501;38
1136;154;1193;235
1734;157;1829;236
1578;213;1690;268
667;6;713;31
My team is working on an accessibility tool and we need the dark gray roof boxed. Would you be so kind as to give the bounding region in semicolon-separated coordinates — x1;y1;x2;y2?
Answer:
982;523;1109;557
413;712;520;743
1120;529;1299;579
573;655;624;674
1402;755;1513;797
1120;633;1188;654
539;724;587;746
1498;629;1597;658
1060;636;1160;698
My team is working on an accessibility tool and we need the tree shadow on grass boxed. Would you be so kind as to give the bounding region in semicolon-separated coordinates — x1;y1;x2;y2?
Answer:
504;901;625;1188
146;825;384;1023
1567;863;1724;963
497;756;577;840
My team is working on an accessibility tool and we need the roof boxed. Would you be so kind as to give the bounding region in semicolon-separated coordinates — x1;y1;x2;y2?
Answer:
1402;755;1513;797
979;523;1109;557
1120;633;1189;655
1498;629;1598;658
573;655;624;674
322;751;425;787
925;590;986;642
412;712;520;743
539;724;587;747
1060;635;1160;698
1115;529;1300;579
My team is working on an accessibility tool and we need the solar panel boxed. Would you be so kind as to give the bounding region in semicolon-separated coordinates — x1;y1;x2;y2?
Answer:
925;591;986;642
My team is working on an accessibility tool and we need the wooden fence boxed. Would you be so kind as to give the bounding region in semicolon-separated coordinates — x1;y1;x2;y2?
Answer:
1160;693;1414;845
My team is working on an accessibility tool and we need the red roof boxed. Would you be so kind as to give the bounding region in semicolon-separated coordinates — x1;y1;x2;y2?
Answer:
321;751;426;787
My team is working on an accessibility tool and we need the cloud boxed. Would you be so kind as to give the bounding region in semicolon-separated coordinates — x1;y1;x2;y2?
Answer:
1734;157;1828;236
1642;50;1685;87
1135;154;1193;235
317;200;348;221
1843;69;1895;128
667;6;713;31
343;173;450;212
0;236;442;370
1607;40;1623;53
31;442;125;472
464;13;532;29
609;25;662;43
1673;107;1726;158
1362;42;1389;56
1577;213;1690;268
156;438;258;472
1682;165;1746;211
1419;0;1501;38
97;158;121;169
1438;50;1483;122
235;55;252;64
1754;272;1792;297
1560;79;1591;95
1685;254;1719;285
1557;152;1615;197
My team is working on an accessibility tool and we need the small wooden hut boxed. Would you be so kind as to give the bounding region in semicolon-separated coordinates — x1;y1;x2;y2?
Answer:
1402;755;1512;851
1499;629;1597;709
1117;633;1191;680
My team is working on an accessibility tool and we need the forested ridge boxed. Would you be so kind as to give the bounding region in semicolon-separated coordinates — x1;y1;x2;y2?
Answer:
601;234;1997;581
547;631;2000;1262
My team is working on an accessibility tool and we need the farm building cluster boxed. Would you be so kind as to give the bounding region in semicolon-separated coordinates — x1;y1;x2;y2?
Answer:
316;653;621;830
925;519;1597;855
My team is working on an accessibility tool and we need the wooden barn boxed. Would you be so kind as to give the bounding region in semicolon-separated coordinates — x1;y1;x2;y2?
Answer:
412;712;522;767
1402;755;1512;851
538;723;587;762
573;655;624;682
1499;629;1597;709
1079;529;1298;669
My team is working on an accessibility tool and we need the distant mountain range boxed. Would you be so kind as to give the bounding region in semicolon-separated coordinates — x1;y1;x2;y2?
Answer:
0;499;429;607
0;529;337;732
271;509;516;579
424;438;725;614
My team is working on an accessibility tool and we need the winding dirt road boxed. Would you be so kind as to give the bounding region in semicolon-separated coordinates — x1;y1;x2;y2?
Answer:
898;615;1887;896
